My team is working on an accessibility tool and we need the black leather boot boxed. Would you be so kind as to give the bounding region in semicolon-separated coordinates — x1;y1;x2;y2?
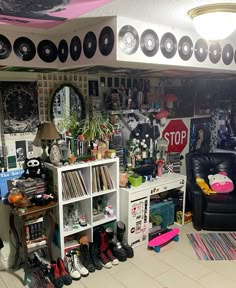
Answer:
80;244;96;273
105;227;127;262
89;242;103;270
117;220;134;258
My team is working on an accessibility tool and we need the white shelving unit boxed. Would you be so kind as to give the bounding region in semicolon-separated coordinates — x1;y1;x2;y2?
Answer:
45;157;119;258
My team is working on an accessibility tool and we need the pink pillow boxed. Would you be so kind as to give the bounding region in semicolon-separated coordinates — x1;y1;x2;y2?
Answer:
208;172;234;193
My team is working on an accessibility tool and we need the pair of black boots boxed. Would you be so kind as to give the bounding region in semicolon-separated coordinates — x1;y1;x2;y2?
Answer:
105;220;134;262
80;241;103;272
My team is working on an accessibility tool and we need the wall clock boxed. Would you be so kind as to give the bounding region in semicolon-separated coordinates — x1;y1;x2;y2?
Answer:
2;81;39;133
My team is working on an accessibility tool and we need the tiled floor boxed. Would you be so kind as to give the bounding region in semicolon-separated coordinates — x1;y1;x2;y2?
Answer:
1;223;236;288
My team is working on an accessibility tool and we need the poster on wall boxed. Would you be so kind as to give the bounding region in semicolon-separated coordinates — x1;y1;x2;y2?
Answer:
0;0;112;29
189;118;212;153
2;81;39;134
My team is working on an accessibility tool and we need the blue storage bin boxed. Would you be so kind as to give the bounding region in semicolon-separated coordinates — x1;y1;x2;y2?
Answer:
149;201;175;228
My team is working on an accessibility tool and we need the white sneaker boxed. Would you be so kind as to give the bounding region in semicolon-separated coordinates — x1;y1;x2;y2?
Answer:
72;251;89;276
65;253;81;281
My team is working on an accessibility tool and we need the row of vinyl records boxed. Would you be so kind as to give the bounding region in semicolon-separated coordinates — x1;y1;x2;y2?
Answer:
92;165;114;193
62;170;88;200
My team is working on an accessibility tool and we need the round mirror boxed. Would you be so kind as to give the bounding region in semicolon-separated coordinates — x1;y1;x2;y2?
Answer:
49;83;86;134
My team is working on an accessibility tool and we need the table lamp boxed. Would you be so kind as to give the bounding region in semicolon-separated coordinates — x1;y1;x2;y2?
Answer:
36;122;61;162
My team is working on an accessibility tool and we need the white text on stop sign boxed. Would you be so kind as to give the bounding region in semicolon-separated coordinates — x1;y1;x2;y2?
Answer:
163;130;187;145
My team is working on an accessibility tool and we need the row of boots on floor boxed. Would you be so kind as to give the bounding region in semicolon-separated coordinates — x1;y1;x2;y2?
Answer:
26;221;134;288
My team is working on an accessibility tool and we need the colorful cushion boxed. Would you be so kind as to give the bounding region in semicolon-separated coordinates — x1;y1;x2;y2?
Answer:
208;172;234;193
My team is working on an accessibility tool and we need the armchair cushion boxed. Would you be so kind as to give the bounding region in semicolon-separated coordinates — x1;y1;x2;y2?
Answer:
204;193;236;213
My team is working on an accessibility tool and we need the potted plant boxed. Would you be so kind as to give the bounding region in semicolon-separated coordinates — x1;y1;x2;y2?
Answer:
78;114;114;142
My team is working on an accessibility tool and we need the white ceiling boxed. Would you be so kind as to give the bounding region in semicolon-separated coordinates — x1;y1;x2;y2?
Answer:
1;0;236;37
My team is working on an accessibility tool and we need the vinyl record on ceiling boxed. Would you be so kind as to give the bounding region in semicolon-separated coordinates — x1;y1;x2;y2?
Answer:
194;39;208;62
222;43;234;65
70;36;81;61
160;32;177;59
13;37;36;61
37;40;57;63
99;26;114;56
209;42;221;64
58;39;68;63
83;31;97;59
178;35;193;61
0;34;11;59
140;29;159;57
118;25;139;55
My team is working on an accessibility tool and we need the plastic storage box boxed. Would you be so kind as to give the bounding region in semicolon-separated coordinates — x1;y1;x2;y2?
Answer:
149;200;175;228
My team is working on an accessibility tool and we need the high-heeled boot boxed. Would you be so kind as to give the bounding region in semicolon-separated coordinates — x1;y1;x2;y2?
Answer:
117;221;134;258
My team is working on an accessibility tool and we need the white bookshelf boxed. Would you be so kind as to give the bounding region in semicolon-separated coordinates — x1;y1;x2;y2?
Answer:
45;157;119;258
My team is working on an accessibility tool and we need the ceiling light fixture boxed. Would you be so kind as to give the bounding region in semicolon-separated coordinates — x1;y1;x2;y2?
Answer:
188;3;236;40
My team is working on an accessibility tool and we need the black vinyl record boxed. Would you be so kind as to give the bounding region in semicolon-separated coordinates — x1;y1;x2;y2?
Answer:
140;29;159;57
194;39;208;62
58;39;68;63
118;25;139;55
13;37;36;61
222;43;233;65
83;31;97;59
0;34;11;59
37;40;57;63
160;32;177;59
70;36;81;61
99;26;114;56
178;36;193;61
209;42;221;64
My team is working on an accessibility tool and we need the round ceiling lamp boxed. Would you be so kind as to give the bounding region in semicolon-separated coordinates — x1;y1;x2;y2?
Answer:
188;3;236;40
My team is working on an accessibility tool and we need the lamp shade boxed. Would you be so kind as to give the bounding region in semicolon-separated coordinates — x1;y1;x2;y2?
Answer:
40;122;61;140
188;3;236;40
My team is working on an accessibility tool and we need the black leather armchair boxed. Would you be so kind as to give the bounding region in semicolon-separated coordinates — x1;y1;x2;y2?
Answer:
186;152;236;231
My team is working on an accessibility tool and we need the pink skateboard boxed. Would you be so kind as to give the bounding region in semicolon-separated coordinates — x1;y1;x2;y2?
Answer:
148;228;180;252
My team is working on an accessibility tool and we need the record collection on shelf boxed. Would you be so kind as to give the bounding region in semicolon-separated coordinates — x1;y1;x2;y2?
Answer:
62;170;88;200
92;165;114;193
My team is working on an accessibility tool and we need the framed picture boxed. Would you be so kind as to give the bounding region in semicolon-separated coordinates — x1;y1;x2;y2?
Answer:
189;118;212;153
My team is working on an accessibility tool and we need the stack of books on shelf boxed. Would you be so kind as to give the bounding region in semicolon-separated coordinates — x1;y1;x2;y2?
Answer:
25;216;47;249
92;165;114;193
62;170;88;200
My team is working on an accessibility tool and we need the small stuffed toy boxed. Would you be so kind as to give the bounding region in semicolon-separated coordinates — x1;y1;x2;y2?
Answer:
22;157;47;180
208;172;234;193
196;177;216;195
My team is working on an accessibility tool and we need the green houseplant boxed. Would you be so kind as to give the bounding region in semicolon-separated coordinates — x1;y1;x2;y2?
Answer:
78;114;114;142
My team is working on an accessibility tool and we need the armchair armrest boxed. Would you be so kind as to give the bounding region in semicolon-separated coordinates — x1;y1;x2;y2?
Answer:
186;181;204;231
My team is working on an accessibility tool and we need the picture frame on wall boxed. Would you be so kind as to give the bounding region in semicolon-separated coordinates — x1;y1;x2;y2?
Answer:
189;117;212;153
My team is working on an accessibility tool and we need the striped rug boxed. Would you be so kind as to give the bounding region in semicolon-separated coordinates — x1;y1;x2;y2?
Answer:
187;232;236;260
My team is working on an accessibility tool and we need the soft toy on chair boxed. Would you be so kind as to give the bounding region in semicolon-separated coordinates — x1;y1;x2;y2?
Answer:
196;177;215;195
208;172;234;193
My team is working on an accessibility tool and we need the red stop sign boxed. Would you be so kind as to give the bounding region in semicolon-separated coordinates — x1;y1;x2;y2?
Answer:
162;120;188;153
